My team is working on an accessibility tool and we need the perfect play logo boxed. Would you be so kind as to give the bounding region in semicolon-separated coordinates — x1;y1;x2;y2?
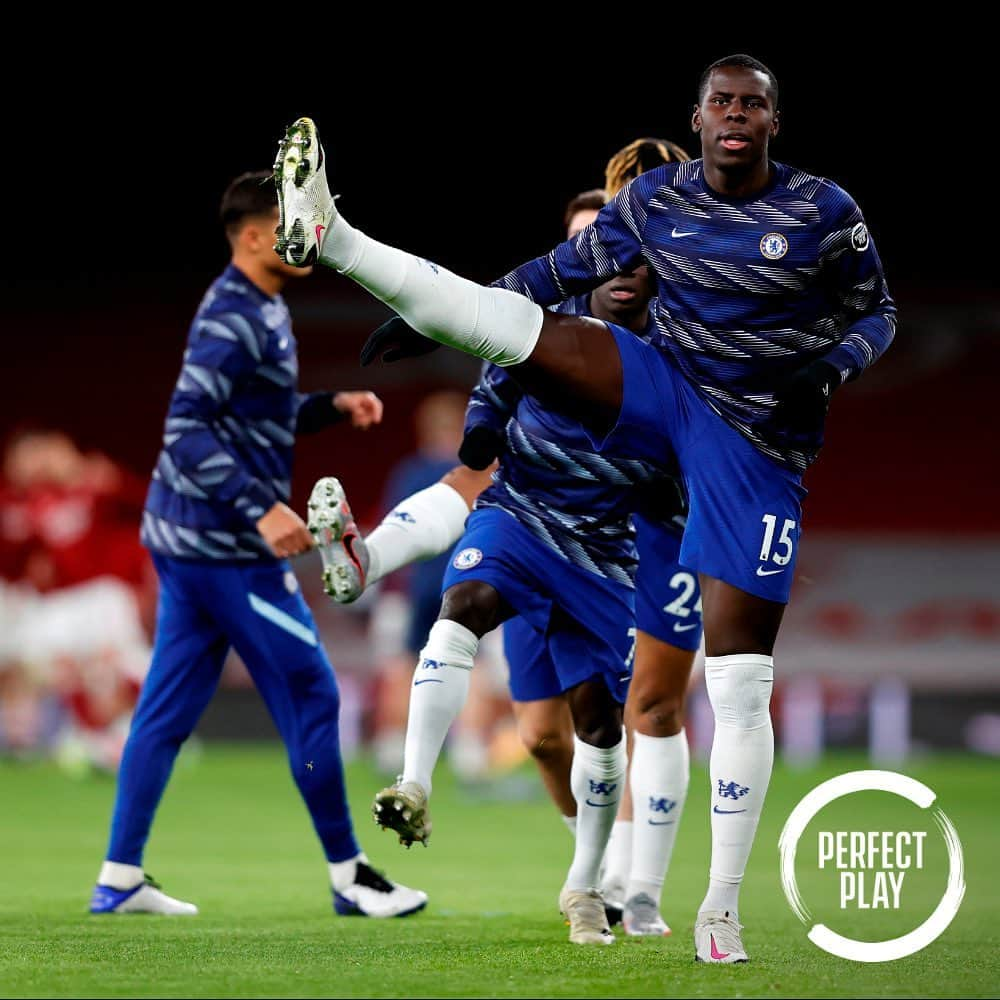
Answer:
778;771;965;962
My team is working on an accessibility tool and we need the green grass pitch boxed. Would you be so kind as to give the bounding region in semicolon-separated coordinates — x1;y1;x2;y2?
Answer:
0;747;996;998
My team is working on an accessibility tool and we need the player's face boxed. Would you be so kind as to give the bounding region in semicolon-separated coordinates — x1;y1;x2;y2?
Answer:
567;208;600;239
693;66;778;170
590;264;654;322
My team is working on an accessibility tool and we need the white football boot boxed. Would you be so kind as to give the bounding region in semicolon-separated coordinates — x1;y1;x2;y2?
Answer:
333;860;427;918
89;874;198;915
273;116;337;267
559;887;615;945
372;780;432;847
622;892;671;937
307;477;369;604
694;909;749;963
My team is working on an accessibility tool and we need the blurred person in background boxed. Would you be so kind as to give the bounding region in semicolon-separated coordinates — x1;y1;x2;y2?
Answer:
364;390;511;779
89;171;426;920
0;429;154;770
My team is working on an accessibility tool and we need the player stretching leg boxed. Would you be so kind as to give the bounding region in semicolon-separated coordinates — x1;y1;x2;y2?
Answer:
310;252;694;941
311;253;679;947
275;53;895;960
316;153;700;938
376;348;677;945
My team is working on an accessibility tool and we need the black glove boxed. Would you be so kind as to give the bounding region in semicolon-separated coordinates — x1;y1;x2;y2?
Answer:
772;360;841;432
458;426;505;470
360;315;440;366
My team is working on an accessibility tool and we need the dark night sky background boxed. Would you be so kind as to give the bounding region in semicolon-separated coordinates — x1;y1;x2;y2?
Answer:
3;32;996;527
4;33;993;298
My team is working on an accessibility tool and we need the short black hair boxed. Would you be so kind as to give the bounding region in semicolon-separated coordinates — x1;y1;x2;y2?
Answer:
698;54;779;109
219;171;278;237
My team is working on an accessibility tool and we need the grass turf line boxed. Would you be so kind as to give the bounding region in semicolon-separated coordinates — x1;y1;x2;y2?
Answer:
0;747;996;998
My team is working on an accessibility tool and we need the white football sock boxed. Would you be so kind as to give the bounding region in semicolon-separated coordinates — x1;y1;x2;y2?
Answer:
601;821;632;894
320;213;543;367
328;852;366;892
561;814;578;837
627;729;689;903
365;482;470;586
98;861;143;889
565;735;627;891
401;620;478;795
699;654;774;920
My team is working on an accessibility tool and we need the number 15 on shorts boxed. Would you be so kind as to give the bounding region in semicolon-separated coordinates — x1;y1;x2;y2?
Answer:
758;514;797;577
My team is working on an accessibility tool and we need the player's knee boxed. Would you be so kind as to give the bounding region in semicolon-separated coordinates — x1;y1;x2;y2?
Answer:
439;582;501;637
705;656;773;730
573;717;623;748
630;690;685;737
518;719;571;762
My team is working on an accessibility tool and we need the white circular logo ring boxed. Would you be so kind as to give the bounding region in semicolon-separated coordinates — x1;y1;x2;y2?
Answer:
778;770;965;962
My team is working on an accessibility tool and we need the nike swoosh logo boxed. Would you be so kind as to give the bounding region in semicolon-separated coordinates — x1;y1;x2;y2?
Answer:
413;679;443;686
673;622;698;632
713;806;747;814
585;799;619;808
710;934;730;960
648;819;675;826
315;223;326;246
756;566;784;577
671;227;697;238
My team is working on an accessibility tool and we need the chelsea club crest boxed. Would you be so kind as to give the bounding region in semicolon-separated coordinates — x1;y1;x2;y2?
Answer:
453;548;483;570
760;233;789;260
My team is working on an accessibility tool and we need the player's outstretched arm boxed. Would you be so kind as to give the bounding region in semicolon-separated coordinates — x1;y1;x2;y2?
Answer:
295;390;385;433
493;176;652;306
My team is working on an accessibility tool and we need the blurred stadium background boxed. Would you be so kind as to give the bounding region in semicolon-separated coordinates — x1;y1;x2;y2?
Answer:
3;70;996;767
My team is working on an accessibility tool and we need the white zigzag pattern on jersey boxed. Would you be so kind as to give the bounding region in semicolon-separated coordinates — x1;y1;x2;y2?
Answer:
657;313;753;359
480;489;634;588
675;161;699;184
653;250;732;290
616;186;647;240
744;199;818;226
689;192;758;223
258;420;295;448
746;264;815;292
650;189;712;220
700;259;778;294
784;171;825;200
511;422;662;486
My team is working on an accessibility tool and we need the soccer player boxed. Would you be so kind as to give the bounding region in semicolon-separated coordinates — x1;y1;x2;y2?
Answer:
310;186;691;945
312;220;679;949
314;143;701;938
378;295;678;945
89;172;426;919
274;54;895;961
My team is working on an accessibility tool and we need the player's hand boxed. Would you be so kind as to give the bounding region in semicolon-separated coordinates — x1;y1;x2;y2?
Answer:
256;502;315;559
458;426;506;471
772;360;841;432
360;315;440;366
333;390;384;429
